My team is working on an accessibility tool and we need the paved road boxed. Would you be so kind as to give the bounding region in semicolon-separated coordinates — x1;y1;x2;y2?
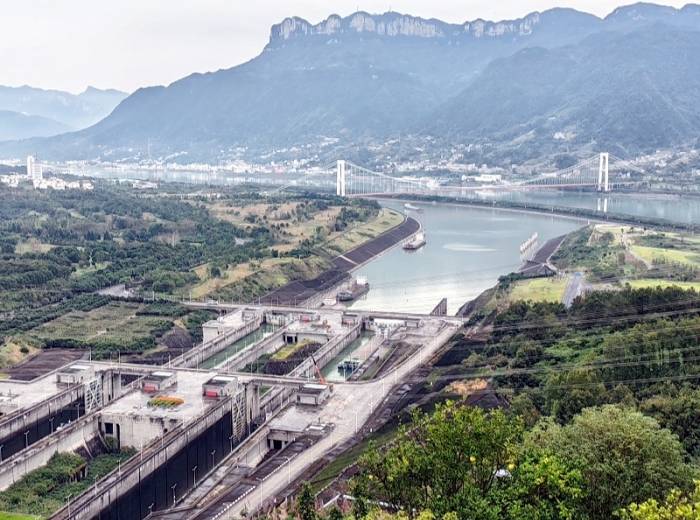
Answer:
562;272;585;308
206;321;460;519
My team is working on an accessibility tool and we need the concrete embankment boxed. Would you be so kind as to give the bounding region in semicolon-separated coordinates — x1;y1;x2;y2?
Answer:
261;216;420;306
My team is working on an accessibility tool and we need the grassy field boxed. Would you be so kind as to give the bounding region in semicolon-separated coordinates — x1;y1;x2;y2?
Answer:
508;277;569;303
14;239;54;255
0;340;38;370
322;208;404;254
630;245;700;267
70;262;110;279
27;302;171;345
626;279;700;291
0;513;40;520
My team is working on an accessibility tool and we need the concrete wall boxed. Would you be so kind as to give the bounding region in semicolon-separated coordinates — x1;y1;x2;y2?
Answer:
176;315;263;369
221;329;286;372
52;397;239;520
0;385;83;446
0;415;98;491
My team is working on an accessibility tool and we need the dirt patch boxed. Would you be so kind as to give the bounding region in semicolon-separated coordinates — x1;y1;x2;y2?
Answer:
263;342;321;375
4;349;86;381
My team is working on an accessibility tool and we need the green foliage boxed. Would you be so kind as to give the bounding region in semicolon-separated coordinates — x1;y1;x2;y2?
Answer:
0;450;133;517
356;402;582;520
527;405;694;519
640;387;700;457
618;481;700;520
297;482;317;520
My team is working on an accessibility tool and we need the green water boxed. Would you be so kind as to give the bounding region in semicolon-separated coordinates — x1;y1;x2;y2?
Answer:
321;331;375;382
199;323;277;369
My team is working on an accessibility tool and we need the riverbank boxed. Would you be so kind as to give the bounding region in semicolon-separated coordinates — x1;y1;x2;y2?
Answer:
261;215;420;305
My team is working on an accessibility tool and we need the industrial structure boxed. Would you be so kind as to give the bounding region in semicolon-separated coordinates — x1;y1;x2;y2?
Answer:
0;301;460;520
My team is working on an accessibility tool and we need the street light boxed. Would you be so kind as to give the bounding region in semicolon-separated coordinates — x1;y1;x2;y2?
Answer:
192;465;198;487
171;483;177;505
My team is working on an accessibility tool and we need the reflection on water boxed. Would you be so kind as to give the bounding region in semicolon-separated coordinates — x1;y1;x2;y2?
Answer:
350;201;583;315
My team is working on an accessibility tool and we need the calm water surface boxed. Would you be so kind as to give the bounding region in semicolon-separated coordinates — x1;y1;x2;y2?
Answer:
351;201;583;315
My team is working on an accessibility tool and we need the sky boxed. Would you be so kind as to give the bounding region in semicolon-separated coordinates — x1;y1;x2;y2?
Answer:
1;0;687;94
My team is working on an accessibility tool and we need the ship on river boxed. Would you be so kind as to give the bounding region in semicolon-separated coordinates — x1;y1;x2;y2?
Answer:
403;232;426;251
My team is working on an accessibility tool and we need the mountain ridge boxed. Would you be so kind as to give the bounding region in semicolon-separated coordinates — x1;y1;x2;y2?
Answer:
2;3;700;164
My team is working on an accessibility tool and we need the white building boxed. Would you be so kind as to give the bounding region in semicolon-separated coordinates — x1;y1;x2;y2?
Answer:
26;155;42;181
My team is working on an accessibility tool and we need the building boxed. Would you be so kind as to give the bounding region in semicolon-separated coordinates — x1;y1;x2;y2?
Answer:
26;155;42;181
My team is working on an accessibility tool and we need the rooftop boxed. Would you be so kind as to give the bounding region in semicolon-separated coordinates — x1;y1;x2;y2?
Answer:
101;369;222;422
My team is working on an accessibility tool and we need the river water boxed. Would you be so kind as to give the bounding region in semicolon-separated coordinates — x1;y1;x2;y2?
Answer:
81;167;699;314
350;201;584;315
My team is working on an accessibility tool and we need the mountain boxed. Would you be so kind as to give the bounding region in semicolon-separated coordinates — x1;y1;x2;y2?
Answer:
430;24;700;158
0;110;71;141
0;85;127;135
2;3;700;163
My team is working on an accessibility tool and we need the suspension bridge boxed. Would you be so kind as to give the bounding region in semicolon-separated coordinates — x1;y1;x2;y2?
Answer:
324;153;642;198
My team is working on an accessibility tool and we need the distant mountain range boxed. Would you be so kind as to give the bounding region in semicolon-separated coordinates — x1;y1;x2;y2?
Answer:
0;85;127;141
2;2;700;163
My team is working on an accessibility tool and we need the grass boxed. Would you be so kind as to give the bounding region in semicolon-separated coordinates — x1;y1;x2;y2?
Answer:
27;302;172;345
0;451;133;518
310;426;399;493
626;279;700;291
322;208;404;254
630;245;700;267
270;340;313;361
0;340;37;369
508;277;569;303
14;239;54;255
70;262;110;279
0;513;40;520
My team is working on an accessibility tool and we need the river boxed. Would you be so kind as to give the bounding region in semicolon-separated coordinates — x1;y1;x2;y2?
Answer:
80;167;700;314
349;201;584;315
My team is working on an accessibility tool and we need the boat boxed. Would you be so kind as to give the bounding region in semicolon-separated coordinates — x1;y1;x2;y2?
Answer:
337;277;370;302
404;203;423;212
403;232;426;251
338;358;362;374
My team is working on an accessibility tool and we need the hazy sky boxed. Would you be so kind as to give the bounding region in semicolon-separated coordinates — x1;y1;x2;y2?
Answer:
2;0;686;94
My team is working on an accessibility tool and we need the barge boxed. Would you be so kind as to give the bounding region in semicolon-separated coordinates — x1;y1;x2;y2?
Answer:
403;232;426;251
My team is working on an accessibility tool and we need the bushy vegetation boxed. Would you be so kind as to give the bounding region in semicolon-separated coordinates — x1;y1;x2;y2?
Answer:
0;450;133;517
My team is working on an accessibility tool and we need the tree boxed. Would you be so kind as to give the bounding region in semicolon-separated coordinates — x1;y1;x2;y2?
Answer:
296;482;317;520
640;387;700;457
356;402;582;519
527;405;694;519
544;369;606;423
618;482;700;520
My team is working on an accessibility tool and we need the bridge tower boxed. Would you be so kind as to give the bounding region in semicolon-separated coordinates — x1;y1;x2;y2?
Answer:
597;152;610;192
336;160;347;197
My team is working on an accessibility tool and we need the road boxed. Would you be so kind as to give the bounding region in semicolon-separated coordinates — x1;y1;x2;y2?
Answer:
202;321;460;519
562;272;585;308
